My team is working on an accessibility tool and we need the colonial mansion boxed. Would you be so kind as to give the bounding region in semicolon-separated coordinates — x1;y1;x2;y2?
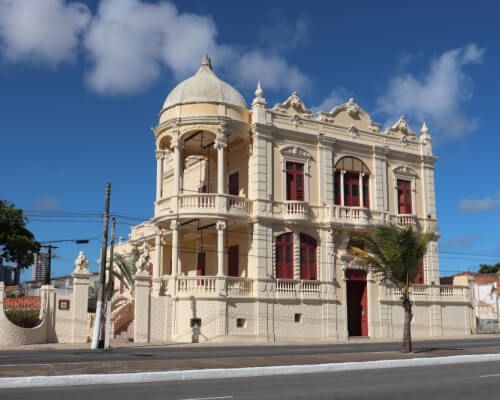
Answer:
114;55;472;343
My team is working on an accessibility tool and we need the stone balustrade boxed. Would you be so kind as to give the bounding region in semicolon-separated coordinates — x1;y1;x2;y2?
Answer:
381;284;470;303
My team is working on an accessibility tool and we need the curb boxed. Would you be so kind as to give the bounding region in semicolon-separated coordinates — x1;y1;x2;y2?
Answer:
2;353;500;389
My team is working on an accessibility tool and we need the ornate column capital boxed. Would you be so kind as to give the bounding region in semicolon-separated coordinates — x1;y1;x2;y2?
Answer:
170;220;180;231
155;149;166;160
216;220;227;231
214;135;228;150
170;136;183;150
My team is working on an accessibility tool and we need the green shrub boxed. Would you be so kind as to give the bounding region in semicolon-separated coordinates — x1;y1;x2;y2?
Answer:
5;310;41;328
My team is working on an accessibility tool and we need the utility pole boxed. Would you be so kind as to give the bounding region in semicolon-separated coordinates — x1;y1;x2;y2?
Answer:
40;244;58;285
91;183;111;350
104;217;116;350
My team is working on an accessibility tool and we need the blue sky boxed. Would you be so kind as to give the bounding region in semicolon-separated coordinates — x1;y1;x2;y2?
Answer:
1;0;499;280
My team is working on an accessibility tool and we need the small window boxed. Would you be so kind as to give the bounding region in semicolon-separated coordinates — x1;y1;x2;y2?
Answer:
190;318;202;328
294;313;302;323
236;318;246;328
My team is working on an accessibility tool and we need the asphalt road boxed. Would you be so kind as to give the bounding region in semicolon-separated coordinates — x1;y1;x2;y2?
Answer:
0;336;499;366
3;360;500;399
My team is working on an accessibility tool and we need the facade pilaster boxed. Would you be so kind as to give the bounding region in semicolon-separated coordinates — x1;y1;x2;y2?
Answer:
155;150;166;201
372;146;389;211
152;229;164;296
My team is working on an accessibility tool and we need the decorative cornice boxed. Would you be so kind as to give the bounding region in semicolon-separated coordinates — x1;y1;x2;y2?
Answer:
272;91;313;118
280;145;313;160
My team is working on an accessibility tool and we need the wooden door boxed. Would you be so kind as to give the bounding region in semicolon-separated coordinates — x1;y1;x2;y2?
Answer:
344;172;360;207
286;162;304;201
276;233;294;279
346;270;368;337
228;172;239;196
397;179;412;214
228;245;239;277
196;252;206;276
300;234;317;280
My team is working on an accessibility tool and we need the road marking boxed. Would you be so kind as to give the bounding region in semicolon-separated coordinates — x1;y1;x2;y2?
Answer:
177;397;233;400
479;374;500;378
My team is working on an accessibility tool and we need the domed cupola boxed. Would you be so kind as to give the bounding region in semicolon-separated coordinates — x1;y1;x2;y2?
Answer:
162;54;247;111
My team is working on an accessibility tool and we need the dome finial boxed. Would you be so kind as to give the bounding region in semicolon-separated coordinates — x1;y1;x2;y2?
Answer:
201;53;212;70
421;121;429;134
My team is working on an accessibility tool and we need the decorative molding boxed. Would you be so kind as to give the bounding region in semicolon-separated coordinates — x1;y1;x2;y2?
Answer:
386;116;416;138
393;165;419;177
280;146;313;160
272;91;313;118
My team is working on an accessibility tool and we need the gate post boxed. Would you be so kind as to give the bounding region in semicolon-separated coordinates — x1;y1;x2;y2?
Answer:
71;251;92;343
134;270;151;343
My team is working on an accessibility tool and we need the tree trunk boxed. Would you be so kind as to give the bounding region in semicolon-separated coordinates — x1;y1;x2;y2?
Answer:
402;296;413;353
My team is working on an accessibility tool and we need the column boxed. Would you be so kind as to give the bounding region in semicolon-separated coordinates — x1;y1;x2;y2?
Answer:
215;133;227;194
216;221;226;276
172;138;182;196
359;173;364;207
340;170;345;206
170;220;179;277
153;229;163;295
155;150;165;201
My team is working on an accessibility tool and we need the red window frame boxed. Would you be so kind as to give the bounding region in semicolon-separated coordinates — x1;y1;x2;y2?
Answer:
286;161;304;201
276;233;294;279
344;172;360;207
397;179;412;214
300;234;317;280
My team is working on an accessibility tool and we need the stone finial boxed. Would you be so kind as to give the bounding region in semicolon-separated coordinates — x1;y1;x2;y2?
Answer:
74;251;90;274
201;52;212;70
252;81;267;107
421;121;429;135
420;122;432;148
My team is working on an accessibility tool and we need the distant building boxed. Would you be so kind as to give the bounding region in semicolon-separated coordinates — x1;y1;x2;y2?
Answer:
0;264;20;286
32;252;50;282
443;272;500;333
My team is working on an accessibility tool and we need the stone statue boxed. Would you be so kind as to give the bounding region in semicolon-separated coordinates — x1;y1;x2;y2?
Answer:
74;251;90;273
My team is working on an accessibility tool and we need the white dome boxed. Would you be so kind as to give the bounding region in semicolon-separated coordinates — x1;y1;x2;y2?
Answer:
163;54;247;110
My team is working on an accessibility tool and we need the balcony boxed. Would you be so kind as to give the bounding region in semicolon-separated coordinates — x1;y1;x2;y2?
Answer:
173;276;253;298
155;194;251;219
275;279;322;299
273;201;322;222
380;284;470;304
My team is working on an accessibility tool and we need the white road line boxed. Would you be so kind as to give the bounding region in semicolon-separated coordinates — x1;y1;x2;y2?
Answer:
177;397;233;400
479;374;500;378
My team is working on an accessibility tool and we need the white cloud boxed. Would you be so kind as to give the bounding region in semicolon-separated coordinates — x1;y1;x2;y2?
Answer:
0;0;90;65
33;196;60;211
313;87;350;113
440;234;484;249
458;192;499;213
233;50;309;93
84;0;309;94
0;0;309;95
258;13;309;53
376;44;485;141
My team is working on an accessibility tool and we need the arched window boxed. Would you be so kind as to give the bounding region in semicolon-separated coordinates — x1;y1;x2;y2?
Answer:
276;233;294;279
334;157;370;208
300;233;317;280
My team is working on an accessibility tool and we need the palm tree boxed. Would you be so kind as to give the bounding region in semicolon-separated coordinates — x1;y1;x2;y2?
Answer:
110;247;139;296
350;224;435;353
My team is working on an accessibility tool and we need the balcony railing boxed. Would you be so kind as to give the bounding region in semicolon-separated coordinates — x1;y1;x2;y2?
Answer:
226;277;253;296
381;284;470;303
177;276;217;294
156;194;251;218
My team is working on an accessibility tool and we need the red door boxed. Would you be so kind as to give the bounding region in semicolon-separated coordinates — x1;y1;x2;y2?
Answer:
228;172;239;196
300;234;317;280
397;179;412;214
286;162;304;201
196;252;206;276
346;270;368;337
228;245;239;277
344;172;360;206
276;233;294;279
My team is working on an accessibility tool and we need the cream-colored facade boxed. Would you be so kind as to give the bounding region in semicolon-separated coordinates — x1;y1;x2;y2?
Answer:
116;55;472;343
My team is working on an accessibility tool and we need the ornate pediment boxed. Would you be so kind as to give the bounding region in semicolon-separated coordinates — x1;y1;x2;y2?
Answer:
316;98;381;133
280;145;313;160
272;91;313;118
393;165;418;177
386;116;416;138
